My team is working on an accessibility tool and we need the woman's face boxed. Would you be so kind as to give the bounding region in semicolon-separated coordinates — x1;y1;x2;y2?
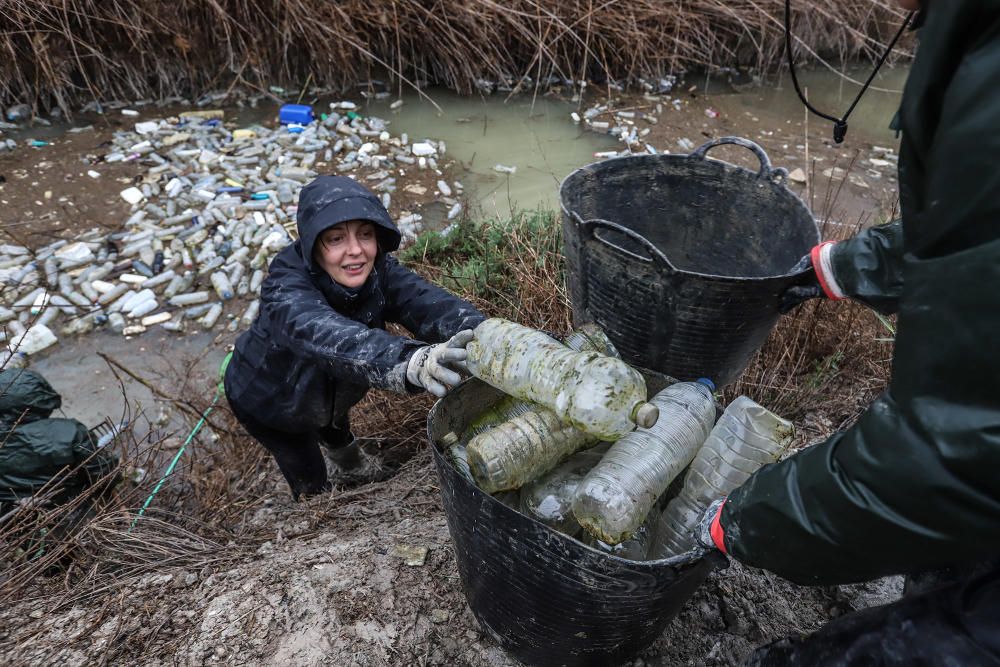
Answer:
315;220;378;288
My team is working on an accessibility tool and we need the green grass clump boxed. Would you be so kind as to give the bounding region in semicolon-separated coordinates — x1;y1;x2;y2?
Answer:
400;211;570;330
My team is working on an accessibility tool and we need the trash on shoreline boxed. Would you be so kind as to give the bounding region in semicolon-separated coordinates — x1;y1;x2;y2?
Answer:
0;101;464;357
394;544;429;566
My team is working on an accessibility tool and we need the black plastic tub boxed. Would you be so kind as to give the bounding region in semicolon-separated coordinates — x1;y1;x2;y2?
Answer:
428;378;724;667
560;137;819;387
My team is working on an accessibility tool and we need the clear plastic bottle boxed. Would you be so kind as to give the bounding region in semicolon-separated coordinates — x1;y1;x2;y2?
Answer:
649;396;794;559
582;512;656;561
460;394;536;444
562;323;620;359
468;410;598;493
449;324;619;485
438;431;474;483
465;318;656;440
573;379;716;545
518;443;610;536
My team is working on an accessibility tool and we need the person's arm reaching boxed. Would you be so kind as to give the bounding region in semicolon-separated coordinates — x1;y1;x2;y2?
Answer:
712;9;1000;584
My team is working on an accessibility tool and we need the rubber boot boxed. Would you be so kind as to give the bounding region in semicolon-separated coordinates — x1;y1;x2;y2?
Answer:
322;436;388;486
325;440;363;470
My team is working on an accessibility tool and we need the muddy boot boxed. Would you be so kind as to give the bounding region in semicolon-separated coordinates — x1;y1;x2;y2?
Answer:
322;438;388;487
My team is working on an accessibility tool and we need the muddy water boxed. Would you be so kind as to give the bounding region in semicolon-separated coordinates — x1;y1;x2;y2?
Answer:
27;328;221;437
700;66;908;145
356;65;907;217
360;91;618;220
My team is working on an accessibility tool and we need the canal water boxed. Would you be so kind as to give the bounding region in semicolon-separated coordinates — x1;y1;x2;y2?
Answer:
354;64;907;218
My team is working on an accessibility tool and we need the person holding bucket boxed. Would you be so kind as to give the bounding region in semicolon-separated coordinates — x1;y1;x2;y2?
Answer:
224;176;484;499
695;1;1000;663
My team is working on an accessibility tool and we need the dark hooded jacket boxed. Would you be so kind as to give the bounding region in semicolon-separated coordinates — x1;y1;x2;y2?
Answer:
224;176;485;433
722;1;1000;585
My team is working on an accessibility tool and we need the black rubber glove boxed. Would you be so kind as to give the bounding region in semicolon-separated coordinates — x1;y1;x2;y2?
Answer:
779;253;824;314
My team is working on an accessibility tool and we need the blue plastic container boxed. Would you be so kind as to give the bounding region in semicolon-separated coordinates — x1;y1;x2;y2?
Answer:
279;104;313;125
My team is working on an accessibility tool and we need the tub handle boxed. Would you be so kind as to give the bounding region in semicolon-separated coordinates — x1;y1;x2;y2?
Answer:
578;216;677;274
690;136;789;183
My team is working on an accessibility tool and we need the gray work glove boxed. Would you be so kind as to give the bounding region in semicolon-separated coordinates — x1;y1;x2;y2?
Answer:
406;329;475;398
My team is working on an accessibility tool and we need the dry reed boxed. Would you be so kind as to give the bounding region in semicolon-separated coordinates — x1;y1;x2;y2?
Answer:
2;0;911;117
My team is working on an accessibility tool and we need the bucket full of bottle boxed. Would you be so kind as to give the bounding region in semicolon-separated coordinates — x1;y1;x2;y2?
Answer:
428;378;721;667
559;136;820;387
427;319;795;666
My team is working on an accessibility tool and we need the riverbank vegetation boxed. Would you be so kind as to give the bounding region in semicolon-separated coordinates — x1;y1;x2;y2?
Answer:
5;0;912;116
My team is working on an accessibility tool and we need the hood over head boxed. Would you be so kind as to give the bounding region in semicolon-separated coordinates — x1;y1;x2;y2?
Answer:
296;175;401;272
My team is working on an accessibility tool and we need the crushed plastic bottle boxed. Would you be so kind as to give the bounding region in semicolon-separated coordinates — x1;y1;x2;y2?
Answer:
466;318;656;440
518;443;609;536
650;396;794;559
573;379;716;545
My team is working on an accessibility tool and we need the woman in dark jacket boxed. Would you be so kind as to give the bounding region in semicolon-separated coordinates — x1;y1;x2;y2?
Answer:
224;175;484;498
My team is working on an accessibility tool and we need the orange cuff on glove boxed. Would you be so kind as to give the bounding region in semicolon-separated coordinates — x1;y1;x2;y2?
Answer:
810;241;847;301
710;499;728;554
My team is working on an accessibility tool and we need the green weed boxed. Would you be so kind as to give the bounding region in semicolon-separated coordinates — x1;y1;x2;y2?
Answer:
400;210;569;329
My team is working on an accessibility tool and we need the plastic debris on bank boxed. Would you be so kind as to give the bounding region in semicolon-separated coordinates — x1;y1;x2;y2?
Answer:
0;102;465;361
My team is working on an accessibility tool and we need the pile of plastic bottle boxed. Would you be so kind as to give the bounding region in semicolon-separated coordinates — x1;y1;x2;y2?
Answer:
0;102;463;362
448;318;795;561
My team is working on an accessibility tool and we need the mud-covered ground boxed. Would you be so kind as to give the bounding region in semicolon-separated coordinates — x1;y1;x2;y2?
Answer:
0;440;902;666
0;91;903;666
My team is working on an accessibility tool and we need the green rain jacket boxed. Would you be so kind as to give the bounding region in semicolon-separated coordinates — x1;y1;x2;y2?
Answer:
723;1;1000;585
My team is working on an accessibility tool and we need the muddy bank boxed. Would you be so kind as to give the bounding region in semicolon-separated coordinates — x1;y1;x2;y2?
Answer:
0;447;903;666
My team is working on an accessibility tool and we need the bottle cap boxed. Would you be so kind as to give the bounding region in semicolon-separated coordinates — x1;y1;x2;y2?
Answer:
633;402;660;429
696;377;716;392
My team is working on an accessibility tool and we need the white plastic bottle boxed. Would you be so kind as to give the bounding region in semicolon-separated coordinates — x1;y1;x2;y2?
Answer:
573;379;716;545
8;324;58;356
649;396;794;559
465;318;657;440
